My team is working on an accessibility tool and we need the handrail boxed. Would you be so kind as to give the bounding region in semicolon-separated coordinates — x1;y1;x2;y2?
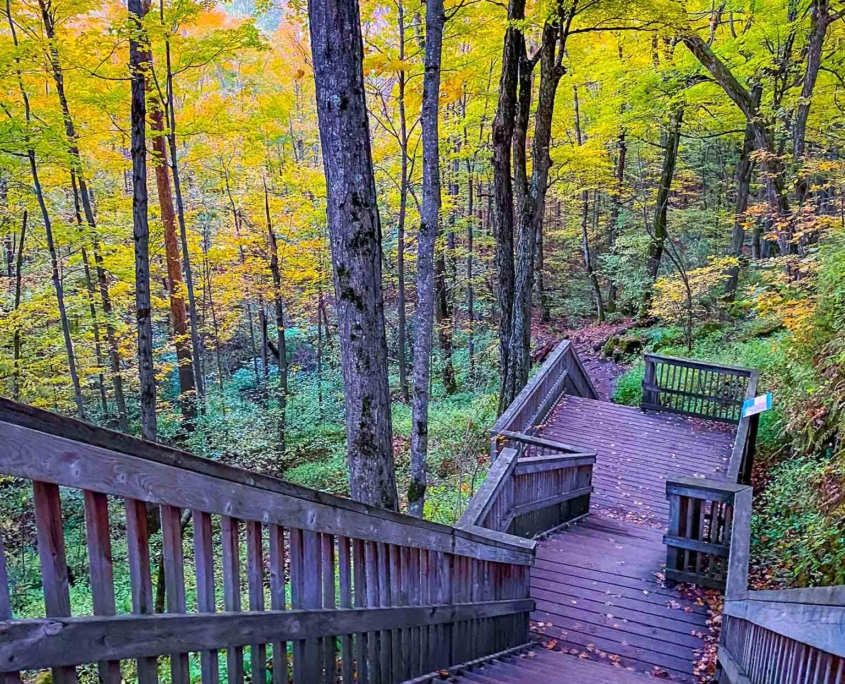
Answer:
726;370;760;484
0;398;536;684
490;340;598;459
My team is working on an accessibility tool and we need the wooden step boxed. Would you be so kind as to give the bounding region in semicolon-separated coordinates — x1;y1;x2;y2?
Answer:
450;649;670;683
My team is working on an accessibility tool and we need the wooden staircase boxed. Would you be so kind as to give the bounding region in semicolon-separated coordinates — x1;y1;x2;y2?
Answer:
449;648;659;683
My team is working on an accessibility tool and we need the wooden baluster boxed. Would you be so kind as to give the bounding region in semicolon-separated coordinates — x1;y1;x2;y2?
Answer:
439;552;453;669
246;521;267;684
377;542;392;683
193;511;219;684
32;482;78;684
82;491;121;684
269;524;288;684
352;539;369;684
388;545;404;679
420;548;432;675
221;516;244;684
0;532;22;684
161;505;190;684
321;533;337;683
125;498;158;684
289;528;305;683
302;530;322;682
406;547;419;678
337;536;354;683
365;541;380;683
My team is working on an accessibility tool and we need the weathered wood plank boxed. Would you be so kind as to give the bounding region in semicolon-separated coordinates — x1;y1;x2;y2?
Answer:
268;524;288;684
513;454;596;476
0;600;535;673
161;505;189;684
124;498;158;684
33;482;78;684
193;510;219;684
82;491;121;684
221;516;244;684
246;521;267;684
0;533;21;684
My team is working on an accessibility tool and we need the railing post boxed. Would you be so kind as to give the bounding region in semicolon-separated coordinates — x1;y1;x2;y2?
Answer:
725;486;752;601
642;355;657;409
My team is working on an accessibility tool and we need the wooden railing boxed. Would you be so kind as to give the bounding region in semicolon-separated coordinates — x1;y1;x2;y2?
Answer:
642;353;757;424
651;358;845;682
458;444;595;541
489;340;597;459
720;588;844;683
664;477;751;590
0;399;535;684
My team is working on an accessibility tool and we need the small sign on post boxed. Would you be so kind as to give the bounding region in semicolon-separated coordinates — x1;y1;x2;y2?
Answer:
742;393;772;418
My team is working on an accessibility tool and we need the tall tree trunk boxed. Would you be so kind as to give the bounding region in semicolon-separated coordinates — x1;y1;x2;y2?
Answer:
7;2;85;419
129;0;157;441
606;129;626;311
491;0;526;409
466;167;476;383
38;0;129;430
573;86;604;322
81;245;110;417
308;0;398;510
12;211;26;402
793;0;829;205
643;107;684;317
396;0;410;404
725;86;760;299
500;3;574;409
163;19;205;401
409;0;445;518
434;251;457;394
264;178;288;456
149;92;196;426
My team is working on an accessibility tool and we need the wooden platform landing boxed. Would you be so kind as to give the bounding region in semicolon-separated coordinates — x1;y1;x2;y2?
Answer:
525;395;734;681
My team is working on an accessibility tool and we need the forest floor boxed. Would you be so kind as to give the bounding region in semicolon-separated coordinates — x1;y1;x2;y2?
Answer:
533;317;633;400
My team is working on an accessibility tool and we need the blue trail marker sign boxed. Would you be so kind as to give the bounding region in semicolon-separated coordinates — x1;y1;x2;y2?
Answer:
742;392;772;418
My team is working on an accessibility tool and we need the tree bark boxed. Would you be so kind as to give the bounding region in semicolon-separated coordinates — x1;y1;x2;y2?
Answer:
408;0;445;518
129;0;157;441
606;129;626;311
264;178;288;456
500;2;574;409
725;85;761;299
38;0;128;429
643;107;684;315
793;0;829;205
149;97;196;426
163;18;205;402
308;0;398;510
573;86;604;322
491;0;526;406
393;0;411;404
12;211;26;402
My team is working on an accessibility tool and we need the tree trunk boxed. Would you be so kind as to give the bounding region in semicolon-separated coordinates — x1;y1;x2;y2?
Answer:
491;0;526;406
12;211;26;402
434;251;457;395
573;86;604;322
149;99;196;426
793;0;829;205
129;0;157;441
264;178;288;456
37;0;129;430
500;4;573;409
308;0;398;510
643;107;684;316
408;0;445;518
725;86;760;299
81;245;110;417
606;129;626;311
164;21;205;402
466;167;476;382
396;0;410;404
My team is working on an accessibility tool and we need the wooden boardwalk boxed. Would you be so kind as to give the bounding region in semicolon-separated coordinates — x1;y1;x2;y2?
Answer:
527;395;736;681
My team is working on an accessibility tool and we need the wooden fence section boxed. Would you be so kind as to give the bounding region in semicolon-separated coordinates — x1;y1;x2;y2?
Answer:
719;589;845;684
489;340;597;459
458;445;595;541
0;399;535;684
664;478;750;590
642;354;758;424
